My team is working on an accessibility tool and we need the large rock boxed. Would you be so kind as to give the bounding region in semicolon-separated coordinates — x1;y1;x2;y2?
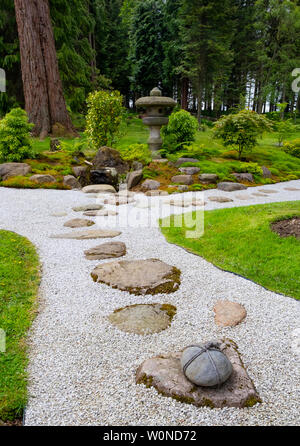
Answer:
175;158;199;168
63;218;95;228
262;166;272;179
214;300;247;327
127;170;143;190
84;241;126;260
179;167;200;175
82;184;117;194
141;179;161;191
217;182;247;192
136;339;261;409
232;173;254;183
63;175;81;189
108;303;176;335
72;166;90;186
90;168;119;190
92;146;129;174
50;229;121;239
199;174;219;184
0;162;31;180
171;175;194;185
29;174;56;184
91;259;181;295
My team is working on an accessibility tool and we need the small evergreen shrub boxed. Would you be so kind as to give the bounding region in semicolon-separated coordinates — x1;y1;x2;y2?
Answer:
282;142;300;159
0;108;34;162
118;143;151;165
162;110;198;153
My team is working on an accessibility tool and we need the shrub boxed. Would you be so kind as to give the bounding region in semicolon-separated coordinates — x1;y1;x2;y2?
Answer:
213;109;273;159
274;119;297;146
60;138;88;157
282;142;300;159
161;110;198;153
118;143;151;165
85;90;124;149
235;162;263;176
0;108;34;162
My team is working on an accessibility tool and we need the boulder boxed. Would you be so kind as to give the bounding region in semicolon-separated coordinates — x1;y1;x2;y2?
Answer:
213;300;247;327
141;179;161;191
0;162;31;181
127;170;143;190
232;173;254;183
108;303;176;335
174;158;199;168
92;146;129;174
82;184;117;194
29;174;56;184
262;166;272;178
208;196;233;203
84;241;126;260
63;218;94;228
199;174;219;184
72;166;90;186
179;167;200;175
72;204;103;212
63;175;81;189
90;168;119;190
50;229;121;239
91;258;181;295
217;182;247;192
171;175;194;185
136;339;261;409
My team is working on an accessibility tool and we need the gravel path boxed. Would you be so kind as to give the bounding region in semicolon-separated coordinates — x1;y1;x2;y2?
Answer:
0;180;299;426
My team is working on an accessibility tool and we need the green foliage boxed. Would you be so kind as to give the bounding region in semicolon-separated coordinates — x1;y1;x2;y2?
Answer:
214;109;273;159
85;90;124;149
0;108;34;162
117;143;151;165
234;162;263;176
274;119;297;146
143;167;159;179
162;110;198;153
283;142;300;159
60;138;87;157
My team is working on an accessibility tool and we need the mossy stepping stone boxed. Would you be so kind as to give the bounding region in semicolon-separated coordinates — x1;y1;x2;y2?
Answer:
108;303;177;335
84;241;126;260
63;218;95;228
91;259;181;295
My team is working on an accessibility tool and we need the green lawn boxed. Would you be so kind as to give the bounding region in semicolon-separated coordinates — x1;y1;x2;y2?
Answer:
0;231;40;422
160;202;300;300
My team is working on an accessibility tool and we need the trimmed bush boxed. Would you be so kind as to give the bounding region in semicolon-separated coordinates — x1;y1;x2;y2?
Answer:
162;110;198;153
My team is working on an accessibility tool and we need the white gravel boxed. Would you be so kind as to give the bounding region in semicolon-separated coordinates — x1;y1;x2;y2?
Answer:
0;180;299;426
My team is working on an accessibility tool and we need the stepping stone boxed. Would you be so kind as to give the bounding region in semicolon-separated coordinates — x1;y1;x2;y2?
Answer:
50;229;121;240
135;201;156;209
252;192;268;197
218;182;247;192
72;204;103;212
145;190;168;196
117;190;136;197
82;184;117;194
63;218;95;228
284;187;300;191
191;199;206;207
84;241;126;260
235;194;253;201
258;189;278;194
108;303;176;335
91;259;181;295
83;209;118;217
104;196;135;206
51;212;68;217
208;196;233;203
213;300;247;327
136;339;261;409
164;199;191;207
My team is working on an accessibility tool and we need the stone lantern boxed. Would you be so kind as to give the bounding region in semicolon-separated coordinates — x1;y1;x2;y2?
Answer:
135;87;177;158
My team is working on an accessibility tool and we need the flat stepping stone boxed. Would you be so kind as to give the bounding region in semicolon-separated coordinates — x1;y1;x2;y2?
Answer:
83;209;118;216
213;300;247;327
218;182;247;192
258;189;278;194
82;185;117;194
136;339;261;409
72;204;103;212
104;196;136;206
108;303;176;335
50;229;121;240
91;259;181;295
63;218;95;228
208;196;233;203
252;192;268;197
84;241;126;260
164;199;191;207
235;194;253;201
284;187;300;191
51;212;68;217
145;190;168;196
191;199;206;206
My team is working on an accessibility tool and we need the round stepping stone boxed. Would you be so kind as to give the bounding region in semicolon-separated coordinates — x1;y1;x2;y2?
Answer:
258;189;278;194
145;190;168;196
284;187;300;192
72;204;103;212
108;303;177;335
191;199;206;206
104;196;135;206
252;192;268;197
208;196;233;203
235;194;253;201
51;212;68;217
82;185;117;194
84;241;126;260
91;259;181;295
63;218;95;228
50;229;121;239
83;209;118;216
213;300;247;327
136;339;261;408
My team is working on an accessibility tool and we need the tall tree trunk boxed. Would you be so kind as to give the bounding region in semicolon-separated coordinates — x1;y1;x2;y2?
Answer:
181;77;189;110
14;0;77;138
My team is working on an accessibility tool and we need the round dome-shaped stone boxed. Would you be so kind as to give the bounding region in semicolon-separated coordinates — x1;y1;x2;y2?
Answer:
150;87;162;96
181;342;233;387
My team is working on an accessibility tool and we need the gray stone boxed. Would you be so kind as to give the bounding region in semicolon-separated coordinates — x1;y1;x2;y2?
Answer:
127;170;143;190
92;146;129;174
232;173;254;183
132;161;144;171
82;184;117;194
217;182;247;192
214;300;247;327
63;218;95;228
284;187;300;191
72;166;90;186
91;259;181;295
262;166;272;178
179;167;200;175
199;174;219;184
84;241;126;260
50;229;121;240
29;174;56;184
72;204;103;212
252;192;268;197
175;158;199;168
145;190;168;196
0;162;31;180
108;303;176;335
90;168;119;190
136;339;261;408
258;189;278;194
177;185;189;192
104;196;135;206
83;209;118;217
171;175;194;185
208;196;233;203
181;343;233;387
63;175;81;189
141;179;161;191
